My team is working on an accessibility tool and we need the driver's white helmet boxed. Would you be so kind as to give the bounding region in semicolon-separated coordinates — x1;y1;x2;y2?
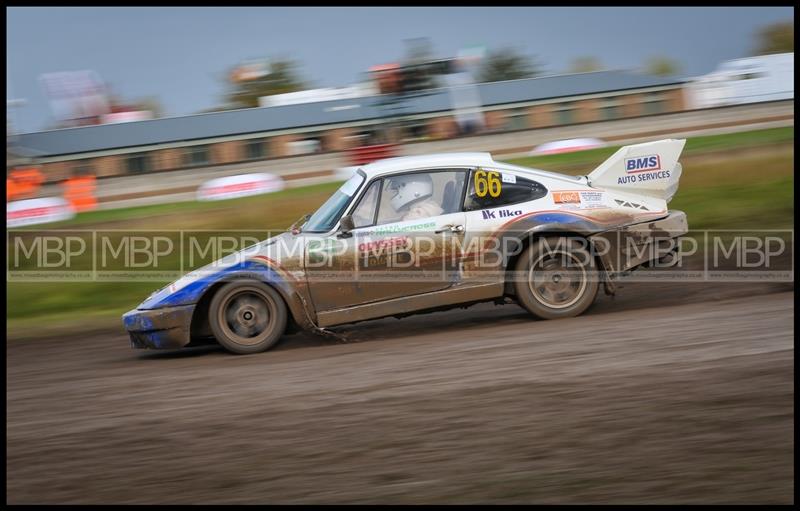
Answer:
387;174;434;212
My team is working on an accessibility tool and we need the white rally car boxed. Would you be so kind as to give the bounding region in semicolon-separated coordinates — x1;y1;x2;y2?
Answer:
124;139;688;354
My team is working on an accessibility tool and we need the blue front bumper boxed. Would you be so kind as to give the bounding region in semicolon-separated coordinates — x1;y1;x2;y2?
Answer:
122;304;196;349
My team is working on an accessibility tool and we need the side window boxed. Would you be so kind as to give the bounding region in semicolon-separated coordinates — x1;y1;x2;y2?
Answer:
351;179;381;228
375;170;466;225
464;168;547;211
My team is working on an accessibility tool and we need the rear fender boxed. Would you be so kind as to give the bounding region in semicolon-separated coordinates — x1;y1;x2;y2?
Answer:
491;212;621;271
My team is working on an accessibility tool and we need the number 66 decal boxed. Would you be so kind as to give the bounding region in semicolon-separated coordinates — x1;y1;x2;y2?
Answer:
474;169;502;198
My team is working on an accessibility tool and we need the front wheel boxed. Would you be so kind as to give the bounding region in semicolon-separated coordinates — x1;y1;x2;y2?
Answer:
209;281;288;354
513;236;599;320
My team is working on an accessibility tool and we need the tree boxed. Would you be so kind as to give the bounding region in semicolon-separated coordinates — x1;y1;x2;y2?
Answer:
223;58;306;109
103;86;164;118
643;56;682;77
569;56;604;73
477;48;540;83
136;96;164;118
753;21;793;55
400;37;441;93
404;37;435;65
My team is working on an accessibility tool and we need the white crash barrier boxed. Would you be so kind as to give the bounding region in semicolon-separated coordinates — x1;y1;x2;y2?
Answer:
530;138;606;155
7;197;76;228
196;173;285;201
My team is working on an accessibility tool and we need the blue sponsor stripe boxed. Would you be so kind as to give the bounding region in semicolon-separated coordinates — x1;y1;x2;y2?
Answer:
139;259;285;309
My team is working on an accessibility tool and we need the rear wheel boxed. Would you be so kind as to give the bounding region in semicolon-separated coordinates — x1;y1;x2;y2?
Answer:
209;281;287;354
513;236;599;320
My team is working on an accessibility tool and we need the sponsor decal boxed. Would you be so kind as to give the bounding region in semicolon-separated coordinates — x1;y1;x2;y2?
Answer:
474;169;502;198
552;191;581;204
624;155;662;174
552;190;606;210
364;221;436;236
578;191;604;207
358;236;412;268
482;209;522;220
358;236;409;253
501;173;517;184
617;170;671;185
614;199;650;211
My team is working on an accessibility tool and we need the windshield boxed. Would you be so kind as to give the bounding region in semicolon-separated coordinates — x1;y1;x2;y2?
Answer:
302;173;364;233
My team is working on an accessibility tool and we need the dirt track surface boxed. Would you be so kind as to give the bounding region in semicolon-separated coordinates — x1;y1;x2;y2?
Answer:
7;282;794;504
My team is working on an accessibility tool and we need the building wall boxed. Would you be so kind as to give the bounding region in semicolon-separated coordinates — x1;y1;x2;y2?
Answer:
620;94;642;118
667;88;686;112
269;134;300;158
324;128;357;152
93;155;121;178
575;98;599;124
40;161;73;183
529;104;552;128
426;116;458;139
152;148;182;172
482;111;505;132
30;85;692;182
214;141;242;165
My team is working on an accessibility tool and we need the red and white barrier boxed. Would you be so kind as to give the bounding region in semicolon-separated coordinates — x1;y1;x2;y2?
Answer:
530;138;606;156
196;173;285;202
7;197;76;228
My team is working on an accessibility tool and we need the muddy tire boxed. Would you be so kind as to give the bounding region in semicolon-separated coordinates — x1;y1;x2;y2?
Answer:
209;281;287;355
513;236;599;320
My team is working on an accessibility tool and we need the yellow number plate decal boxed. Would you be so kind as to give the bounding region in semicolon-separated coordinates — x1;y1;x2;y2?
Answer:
474;169;502;198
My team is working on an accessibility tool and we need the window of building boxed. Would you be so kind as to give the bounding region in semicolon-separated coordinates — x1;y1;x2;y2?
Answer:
554;103;574;125
244;139;267;160
599;98;621;121
287;133;324;156
183;145;210;167
642;92;667;115
126;153;152;174
345;129;381;146
504;108;529;131
401;121;429;142
72;159;94;177
464;169;548;211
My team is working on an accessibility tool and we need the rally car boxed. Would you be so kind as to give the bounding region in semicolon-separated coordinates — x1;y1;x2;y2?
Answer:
123;139;689;354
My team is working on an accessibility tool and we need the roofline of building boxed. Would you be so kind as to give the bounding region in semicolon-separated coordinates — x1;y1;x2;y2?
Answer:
17;69;686;138
23;82;685;163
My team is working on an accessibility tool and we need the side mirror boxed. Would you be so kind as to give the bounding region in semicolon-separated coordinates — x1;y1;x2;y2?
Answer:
338;214;355;238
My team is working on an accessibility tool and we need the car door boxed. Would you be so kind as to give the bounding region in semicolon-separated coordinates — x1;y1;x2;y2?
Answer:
459;167;550;282
306;169;468;311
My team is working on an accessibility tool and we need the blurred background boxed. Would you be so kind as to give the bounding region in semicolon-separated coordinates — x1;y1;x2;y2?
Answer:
6;6;795;505
6;6;794;331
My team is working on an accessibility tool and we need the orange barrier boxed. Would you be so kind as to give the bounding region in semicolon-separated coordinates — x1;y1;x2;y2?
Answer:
349;144;398;166
6;167;44;201
62;175;98;212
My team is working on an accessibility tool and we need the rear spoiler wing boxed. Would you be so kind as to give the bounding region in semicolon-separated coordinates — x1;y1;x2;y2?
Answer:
587;139;686;201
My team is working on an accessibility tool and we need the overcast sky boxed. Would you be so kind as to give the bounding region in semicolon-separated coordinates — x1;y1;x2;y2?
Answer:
6;6;794;133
